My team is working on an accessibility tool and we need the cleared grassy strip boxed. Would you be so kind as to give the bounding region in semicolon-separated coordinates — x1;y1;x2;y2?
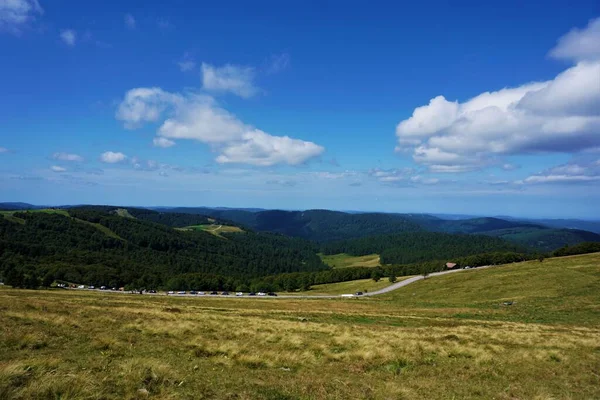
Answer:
72;218;124;240
181;224;244;237
319;253;381;268
115;208;135;218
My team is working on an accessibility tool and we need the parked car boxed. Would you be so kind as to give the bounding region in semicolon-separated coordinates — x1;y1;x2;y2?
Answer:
210;291;218;295
248;292;256;296
89;286;95;289
235;292;243;296
167;291;174;295
177;291;186;295
257;292;266;296
267;292;277;296
100;286;107;290
148;289;157;294
355;292;363;296
78;285;85;289
197;291;205;295
189;290;197;295
221;291;230;296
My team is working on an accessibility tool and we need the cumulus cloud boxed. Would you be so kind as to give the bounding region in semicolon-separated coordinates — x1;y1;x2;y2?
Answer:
0;0;42;34
201;63;259;98
215;130;324;167
50;165;66;173
153;137;175;148
52;152;84;162
395;18;600;172
519;160;600;185
117;87;324;166
116;87;183;129
100;151;127;164
124;13;135;29
60;29;76;46
549;17;600;62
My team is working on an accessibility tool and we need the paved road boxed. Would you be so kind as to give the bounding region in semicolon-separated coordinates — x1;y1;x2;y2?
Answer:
69;266;492;299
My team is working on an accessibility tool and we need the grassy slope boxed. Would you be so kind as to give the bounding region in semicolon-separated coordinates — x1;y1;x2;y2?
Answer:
298;277;408;295
319;253;380;268
1;253;599;399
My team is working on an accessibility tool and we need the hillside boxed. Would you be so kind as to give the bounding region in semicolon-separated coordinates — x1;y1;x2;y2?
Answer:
167;208;423;242
0;210;327;290
483;227;600;252
321;231;525;264
381;252;600;324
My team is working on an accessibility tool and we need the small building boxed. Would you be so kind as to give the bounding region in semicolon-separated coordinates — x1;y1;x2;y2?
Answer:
445;262;458;269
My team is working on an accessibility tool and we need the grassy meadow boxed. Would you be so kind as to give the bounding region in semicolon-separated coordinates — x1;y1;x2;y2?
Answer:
1;253;600;399
180;224;244;237
319;253;380;269
293;277;406;295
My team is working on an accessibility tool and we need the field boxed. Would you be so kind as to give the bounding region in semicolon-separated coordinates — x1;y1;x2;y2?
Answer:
293;277;406;295
319;253;380;268
180;224;244;237
1;253;600;399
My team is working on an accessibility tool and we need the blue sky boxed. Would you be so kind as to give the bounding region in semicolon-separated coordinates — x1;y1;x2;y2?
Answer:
1;0;600;218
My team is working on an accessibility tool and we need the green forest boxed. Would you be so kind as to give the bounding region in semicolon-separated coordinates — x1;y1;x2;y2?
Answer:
1;205;599;292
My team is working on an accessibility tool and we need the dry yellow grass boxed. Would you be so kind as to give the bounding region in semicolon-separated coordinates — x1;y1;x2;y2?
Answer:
1;253;600;399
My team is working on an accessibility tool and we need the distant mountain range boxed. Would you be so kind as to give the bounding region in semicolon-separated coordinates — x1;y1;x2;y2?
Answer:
2;202;599;251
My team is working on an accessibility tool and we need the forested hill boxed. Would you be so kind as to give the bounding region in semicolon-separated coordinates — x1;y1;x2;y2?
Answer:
165;208;423;242
0;209;327;290
321;231;525;265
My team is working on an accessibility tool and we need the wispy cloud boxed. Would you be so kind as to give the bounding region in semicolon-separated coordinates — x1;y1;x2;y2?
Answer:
124;13;136;29
50;165;67;173
0;0;43;35
201;63;259;98
265;53;290;74
60;29;76;46
177;52;196;72
52;152;84;162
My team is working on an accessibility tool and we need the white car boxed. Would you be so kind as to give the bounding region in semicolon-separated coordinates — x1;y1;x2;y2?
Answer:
197;291;205;295
167;291;174;295
235;292;243;296
78;285;85;289
257;292;266;296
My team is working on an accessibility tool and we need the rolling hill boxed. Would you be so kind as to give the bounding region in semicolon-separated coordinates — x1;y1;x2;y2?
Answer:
0;209;327;290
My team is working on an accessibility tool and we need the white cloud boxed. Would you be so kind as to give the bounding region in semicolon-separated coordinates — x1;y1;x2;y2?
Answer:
50;165;66;173
124;13;135;29
60;29;76;46
519;160;600;185
0;0;42;34
116;87;183;129
215;129;324;167
117;87;324;166
549;17;600;62
395;19;600;173
368;167;438;184
100;151;127;164
52;152;84;162
201;63;259;98
153;137;175;148
0;146;7;153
